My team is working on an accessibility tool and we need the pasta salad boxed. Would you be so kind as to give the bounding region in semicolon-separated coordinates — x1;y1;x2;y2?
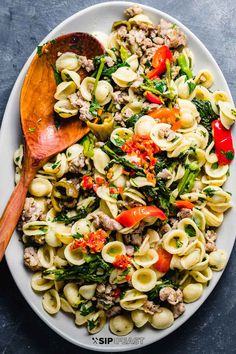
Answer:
15;4;236;336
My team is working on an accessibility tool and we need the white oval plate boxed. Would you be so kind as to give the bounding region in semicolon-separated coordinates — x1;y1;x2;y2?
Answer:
0;1;235;352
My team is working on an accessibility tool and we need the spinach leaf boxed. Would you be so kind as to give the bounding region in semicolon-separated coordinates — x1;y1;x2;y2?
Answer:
51;64;63;85
192;98;217;138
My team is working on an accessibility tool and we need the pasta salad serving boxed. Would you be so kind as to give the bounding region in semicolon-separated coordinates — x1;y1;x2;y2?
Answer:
15;4;235;336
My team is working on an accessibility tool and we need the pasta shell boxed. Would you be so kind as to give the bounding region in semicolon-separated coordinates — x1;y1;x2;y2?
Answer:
37;244;55;268
132;268;157;292
162;229;189;255
126;54;139;71
102;241;126;263
54;99;78;118
42;289;60;315
134;249;159;268
131;309;149;328
54;81;77;100
194;69;214;88
112;67;137;87
64;243;86;266
93;148;110;174
110;127;133;147
109;315;134;336
61;69;81;88
134;115;156;136
95;80;113;105
120;289;147;311
31;272;54;292
79;284;97;300
63;283;82;308
80;77;95;101
87;310;106;334
29;178;52;197
23;221;48;236
60;297;75;314
149;307;174;329
55;52;80;72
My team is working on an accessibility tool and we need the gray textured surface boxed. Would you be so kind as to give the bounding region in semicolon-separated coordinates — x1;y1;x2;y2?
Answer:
0;0;235;353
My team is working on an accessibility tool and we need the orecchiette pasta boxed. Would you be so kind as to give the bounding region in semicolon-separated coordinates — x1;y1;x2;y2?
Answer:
17;6;234;337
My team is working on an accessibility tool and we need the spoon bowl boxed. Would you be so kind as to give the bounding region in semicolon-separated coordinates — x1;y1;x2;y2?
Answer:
0;32;104;260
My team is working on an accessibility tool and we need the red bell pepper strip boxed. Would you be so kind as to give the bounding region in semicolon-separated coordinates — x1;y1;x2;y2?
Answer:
175;200;194;209
154;247;172;273
115;206;166;228
147;46;173;79
212;120;234;165
144;91;163;104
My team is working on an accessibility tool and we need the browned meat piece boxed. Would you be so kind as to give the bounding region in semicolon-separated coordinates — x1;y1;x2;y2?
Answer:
78;55;94;72
159;287;183;305
106;305;122;318
21;197;44;223
177;208;193;219
171;302;186;318
142;300;160;315
159;19;186;48
92;211;122;231
24;247;42;271
124;5;143;18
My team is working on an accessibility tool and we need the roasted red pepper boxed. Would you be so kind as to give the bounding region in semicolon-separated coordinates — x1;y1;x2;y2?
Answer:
148;107;181;131
116;206;166;228
175;200;194;209
147;45;173;79
212;120;234;165
154;247;172;273
113;255;132;270
144;91;163;104
81;175;94;190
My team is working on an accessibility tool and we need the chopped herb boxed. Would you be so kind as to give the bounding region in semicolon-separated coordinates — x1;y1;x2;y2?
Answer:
87;319;97;331
187;81;196;94
225;150;234;160
51;64;63;85
51;160;61;169
15;156;20;162
144;59;151;68
185;225;196;237
37;45;43;57
176;239;183;248
203;187;215;197
89;98;101;116
79;302;96;316
72;232;84;239
53;207;88;225
28;127;35;133
211;162;219;170
121;268;130;276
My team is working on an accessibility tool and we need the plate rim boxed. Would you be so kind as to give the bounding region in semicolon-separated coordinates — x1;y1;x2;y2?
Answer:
1;1;235;352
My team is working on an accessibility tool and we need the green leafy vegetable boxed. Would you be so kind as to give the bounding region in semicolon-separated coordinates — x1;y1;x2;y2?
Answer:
51;64;63;85
79;302;96;316
187;81;196;94
203;187;215;197
37;45;43;57
177;54;193;79
185;225;196;237
81;133;95;158
53;207;88;225
192;98;217;138
102;62;130;78
43;254;112;282
177;162;200;196
140;78;167;96
89;98;101;116
102;143;145;175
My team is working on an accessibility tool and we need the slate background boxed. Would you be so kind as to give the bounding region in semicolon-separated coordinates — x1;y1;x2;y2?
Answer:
0;0;235;353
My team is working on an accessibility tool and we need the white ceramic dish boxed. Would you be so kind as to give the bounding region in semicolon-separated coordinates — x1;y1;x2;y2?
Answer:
0;1;235;351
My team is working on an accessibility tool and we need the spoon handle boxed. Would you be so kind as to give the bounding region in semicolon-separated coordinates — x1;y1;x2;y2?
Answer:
0;169;36;262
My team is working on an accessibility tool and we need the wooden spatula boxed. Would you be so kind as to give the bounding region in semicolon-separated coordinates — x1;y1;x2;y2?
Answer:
0;32;104;261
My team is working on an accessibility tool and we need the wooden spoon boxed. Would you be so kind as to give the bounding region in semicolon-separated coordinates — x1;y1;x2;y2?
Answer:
0;32;104;261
